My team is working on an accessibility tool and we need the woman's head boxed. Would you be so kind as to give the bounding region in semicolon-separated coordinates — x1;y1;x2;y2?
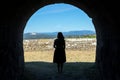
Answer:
57;32;64;39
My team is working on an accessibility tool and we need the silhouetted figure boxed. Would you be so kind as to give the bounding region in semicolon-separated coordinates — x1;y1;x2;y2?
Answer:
53;32;66;73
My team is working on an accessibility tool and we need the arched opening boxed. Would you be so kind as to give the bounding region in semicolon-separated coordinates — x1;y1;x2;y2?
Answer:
23;3;97;80
1;0;119;80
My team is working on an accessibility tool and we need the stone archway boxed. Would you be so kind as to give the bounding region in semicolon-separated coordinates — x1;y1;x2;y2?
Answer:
0;0;120;80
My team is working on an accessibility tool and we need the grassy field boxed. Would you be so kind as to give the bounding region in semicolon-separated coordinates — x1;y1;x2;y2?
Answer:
23;49;98;80
24;50;96;62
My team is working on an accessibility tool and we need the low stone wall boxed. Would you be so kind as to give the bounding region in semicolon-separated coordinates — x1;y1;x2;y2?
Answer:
23;38;96;52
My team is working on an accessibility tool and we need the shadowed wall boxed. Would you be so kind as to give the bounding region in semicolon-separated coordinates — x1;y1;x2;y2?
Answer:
0;0;120;80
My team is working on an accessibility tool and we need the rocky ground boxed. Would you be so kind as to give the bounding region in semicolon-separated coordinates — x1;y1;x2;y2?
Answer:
23;38;96;52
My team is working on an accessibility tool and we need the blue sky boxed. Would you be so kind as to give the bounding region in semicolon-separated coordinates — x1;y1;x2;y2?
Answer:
24;3;95;33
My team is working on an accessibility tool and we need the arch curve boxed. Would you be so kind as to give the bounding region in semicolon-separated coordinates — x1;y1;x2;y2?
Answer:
0;0;120;80
23;0;95;31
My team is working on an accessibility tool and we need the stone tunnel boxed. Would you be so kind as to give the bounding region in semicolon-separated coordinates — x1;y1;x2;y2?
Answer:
0;0;120;80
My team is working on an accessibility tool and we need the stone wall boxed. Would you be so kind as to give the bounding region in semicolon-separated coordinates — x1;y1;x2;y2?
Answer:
23;38;96;51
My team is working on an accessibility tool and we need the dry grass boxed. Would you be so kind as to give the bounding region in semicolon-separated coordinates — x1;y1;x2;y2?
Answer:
24;50;96;63
23;50;97;80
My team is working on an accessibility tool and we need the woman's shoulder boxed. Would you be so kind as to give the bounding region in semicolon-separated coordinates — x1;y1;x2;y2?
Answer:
55;38;65;41
54;38;58;42
54;38;58;40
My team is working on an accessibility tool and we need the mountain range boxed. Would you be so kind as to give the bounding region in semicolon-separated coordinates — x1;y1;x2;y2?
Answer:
24;30;96;39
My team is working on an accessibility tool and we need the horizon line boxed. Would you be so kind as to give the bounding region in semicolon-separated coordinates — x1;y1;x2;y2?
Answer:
24;30;95;33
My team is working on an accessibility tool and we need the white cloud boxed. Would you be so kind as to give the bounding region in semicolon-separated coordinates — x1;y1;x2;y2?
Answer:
38;4;77;15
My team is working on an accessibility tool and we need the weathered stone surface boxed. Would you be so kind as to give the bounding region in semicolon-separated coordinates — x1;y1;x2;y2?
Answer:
23;38;96;51
0;0;120;80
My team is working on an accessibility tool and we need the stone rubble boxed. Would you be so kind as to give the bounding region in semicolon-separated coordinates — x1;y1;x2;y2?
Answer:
23;38;96;52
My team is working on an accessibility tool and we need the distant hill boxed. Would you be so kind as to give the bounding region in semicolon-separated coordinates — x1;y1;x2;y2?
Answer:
24;30;96;39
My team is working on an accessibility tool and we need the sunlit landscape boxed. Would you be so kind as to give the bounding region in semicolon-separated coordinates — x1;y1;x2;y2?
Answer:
23;38;97;80
24;38;96;62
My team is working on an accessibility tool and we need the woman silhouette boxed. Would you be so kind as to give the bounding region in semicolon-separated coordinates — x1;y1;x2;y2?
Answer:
53;32;66;73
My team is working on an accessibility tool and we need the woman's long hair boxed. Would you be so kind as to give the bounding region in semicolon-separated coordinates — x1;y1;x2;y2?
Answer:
57;32;64;39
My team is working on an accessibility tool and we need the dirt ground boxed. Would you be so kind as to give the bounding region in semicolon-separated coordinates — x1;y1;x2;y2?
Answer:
24;50;97;80
24;62;96;80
